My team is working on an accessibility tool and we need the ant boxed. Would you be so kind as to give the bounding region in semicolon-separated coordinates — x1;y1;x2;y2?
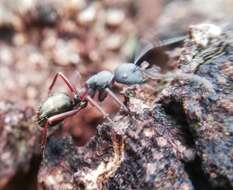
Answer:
37;35;186;148
37;64;145;147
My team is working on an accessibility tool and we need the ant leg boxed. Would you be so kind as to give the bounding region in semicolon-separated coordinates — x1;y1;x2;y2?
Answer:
40;107;83;148
41;121;49;149
85;95;114;123
75;71;83;93
106;88;129;112
48;72;76;96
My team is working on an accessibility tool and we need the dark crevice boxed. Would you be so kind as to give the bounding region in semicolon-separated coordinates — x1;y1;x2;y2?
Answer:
0;26;15;43
184;156;214;190
162;100;195;147
162;99;232;190
5;155;41;190
184;157;232;190
211;175;233;190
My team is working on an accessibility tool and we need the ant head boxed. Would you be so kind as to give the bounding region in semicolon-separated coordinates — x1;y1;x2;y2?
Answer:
114;63;146;85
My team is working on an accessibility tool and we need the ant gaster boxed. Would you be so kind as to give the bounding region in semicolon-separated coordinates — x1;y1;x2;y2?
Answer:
37;36;185;147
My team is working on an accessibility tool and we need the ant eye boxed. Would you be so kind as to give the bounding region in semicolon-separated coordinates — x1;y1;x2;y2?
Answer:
123;73;128;79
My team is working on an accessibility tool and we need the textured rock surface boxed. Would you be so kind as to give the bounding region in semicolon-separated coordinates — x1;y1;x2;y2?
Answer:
0;101;38;190
38;136;80;190
39;104;194;190
158;24;233;189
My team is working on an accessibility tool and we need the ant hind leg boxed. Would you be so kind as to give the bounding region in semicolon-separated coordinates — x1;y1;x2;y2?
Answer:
40;107;84;149
40;121;49;150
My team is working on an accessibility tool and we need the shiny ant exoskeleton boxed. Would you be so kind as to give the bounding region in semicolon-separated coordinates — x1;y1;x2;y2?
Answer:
37;36;186;147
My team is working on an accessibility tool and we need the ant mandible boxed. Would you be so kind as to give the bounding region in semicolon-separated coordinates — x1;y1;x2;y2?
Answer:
37;35;186;148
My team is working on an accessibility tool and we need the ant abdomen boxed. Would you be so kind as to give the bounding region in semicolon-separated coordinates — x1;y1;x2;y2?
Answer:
38;92;73;128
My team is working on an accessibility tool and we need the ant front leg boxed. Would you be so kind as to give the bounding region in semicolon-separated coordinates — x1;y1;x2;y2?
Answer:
84;95;114;124
40;107;84;148
48;72;76;96
105;88;129;112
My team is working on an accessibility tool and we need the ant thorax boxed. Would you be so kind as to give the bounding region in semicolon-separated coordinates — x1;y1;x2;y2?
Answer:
86;71;114;89
85;70;114;96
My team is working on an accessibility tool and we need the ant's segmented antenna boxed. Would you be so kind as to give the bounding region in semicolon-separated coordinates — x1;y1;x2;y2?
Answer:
134;35;187;66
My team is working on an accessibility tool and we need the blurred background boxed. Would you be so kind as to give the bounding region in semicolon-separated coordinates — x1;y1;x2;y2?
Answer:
0;1;233;189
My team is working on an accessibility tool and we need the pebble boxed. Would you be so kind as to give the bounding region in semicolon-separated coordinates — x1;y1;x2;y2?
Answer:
77;5;97;26
53;40;81;66
106;9;125;27
189;23;222;47
64;0;86;12
104;34;123;51
156;137;168;147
